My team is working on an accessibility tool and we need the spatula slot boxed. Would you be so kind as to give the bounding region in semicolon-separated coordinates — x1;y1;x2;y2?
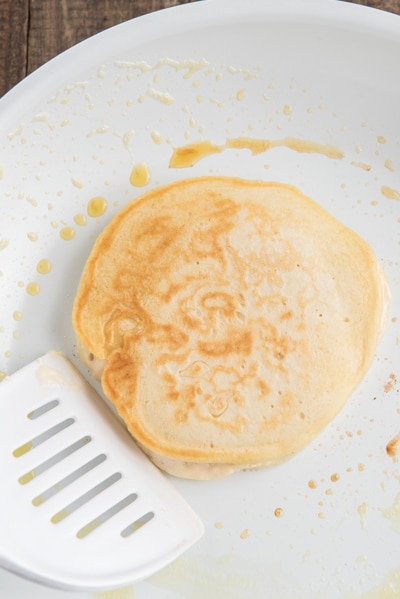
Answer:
121;510;155;537
32;453;107;506
76;492;138;539
51;471;123;524
18;435;92;485
27;399;60;420
13;417;75;457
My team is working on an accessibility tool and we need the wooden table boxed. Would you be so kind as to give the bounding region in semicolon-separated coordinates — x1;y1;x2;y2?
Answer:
0;0;399;99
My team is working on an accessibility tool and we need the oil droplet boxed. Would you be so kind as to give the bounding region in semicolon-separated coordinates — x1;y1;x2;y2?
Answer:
274;507;284;518
36;259;52;274
377;135;387;144
283;104;293;116
214;522;224;529
60;227;76;241
236;89;246;101
330;473;340;482
26;282;40;296
87;196;108;218
0;371;6;382
382;185;400;201
308;480;318;489
13;311;23;321
130;162;151;187
240;528;250;539
74;213;87;226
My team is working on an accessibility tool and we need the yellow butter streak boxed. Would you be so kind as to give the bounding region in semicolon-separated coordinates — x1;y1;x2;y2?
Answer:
169;136;344;168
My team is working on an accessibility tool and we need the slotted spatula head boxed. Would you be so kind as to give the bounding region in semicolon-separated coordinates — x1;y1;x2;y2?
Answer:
0;351;203;592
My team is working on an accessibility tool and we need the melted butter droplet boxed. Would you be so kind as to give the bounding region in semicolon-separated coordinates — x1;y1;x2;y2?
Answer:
74;213;87;226
274;507;284;518
0;371;7;382
26;282;40;296
382;185;400;201
283;104;293;115
71;177;84;189
384;158;395;172
60;227;76;241
13;311;23;321
87;196;108;218
36;259;52;274
130;162;151;187
151;130;163;145
27;232;38;242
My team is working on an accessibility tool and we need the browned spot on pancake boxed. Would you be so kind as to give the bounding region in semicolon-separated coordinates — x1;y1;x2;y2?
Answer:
198;330;252;357
280;310;293;321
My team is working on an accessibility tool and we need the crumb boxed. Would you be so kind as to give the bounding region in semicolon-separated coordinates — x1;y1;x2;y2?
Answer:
386;433;400;462
384;373;397;393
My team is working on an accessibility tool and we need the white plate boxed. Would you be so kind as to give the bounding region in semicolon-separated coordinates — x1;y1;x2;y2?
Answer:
1;1;400;597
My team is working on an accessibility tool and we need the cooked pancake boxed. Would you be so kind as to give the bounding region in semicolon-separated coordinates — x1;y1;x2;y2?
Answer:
72;177;389;479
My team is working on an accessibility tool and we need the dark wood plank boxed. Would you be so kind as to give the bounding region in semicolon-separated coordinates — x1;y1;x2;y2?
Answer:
344;0;400;14
1;0;400;99
0;0;29;97
27;0;198;77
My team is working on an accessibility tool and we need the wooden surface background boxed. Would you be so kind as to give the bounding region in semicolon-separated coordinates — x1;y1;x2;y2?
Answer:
0;0;399;99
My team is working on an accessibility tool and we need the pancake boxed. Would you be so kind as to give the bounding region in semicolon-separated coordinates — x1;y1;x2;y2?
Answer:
72;177;389;479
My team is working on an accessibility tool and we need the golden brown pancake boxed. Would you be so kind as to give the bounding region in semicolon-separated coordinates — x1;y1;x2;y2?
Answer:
72;177;389;479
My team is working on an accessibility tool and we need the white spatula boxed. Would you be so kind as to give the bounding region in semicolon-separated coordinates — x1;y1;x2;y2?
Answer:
0;351;203;592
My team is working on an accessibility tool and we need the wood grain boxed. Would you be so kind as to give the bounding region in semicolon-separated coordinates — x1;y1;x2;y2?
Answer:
26;0;196;77
344;0;400;12
0;0;399;99
0;0;29;96
0;0;196;98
